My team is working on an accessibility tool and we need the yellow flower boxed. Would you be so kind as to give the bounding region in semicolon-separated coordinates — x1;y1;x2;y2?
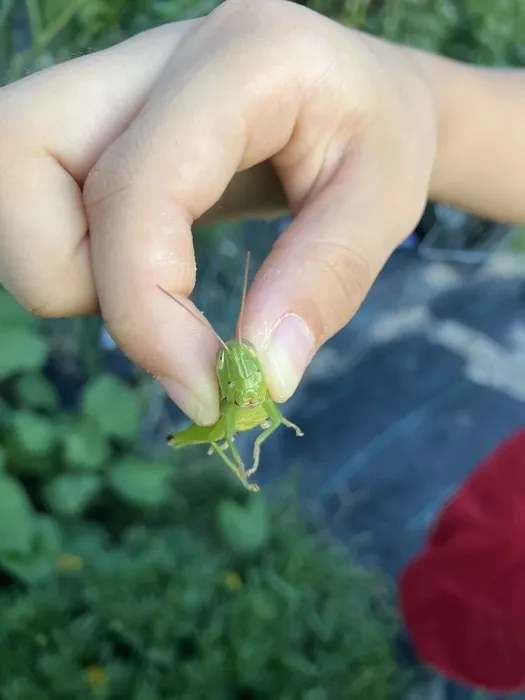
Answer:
56;553;84;573
85;665;108;694
223;571;243;590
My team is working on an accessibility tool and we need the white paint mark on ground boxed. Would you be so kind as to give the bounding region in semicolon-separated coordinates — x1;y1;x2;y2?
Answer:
428;320;525;402
480;251;525;279
507;319;525;349
420;262;463;290
367;306;431;343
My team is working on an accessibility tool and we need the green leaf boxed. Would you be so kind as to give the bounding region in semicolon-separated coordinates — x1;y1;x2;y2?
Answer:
44;473;102;517
0;446;6;472
15;373;59;411
82;374;141;441
218;495;270;555
1;514;63;583
66;521;109;560
0;475;36;555
0;327;49;379
109;457;174;507
8;409;58;461
62;416;110;471
0;396;9;425
134;681;162;700
0;288;38;328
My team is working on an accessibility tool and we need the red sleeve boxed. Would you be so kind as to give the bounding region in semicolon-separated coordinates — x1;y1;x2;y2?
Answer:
398;427;525;692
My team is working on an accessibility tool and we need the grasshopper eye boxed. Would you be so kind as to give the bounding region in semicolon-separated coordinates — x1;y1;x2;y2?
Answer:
217;348;226;368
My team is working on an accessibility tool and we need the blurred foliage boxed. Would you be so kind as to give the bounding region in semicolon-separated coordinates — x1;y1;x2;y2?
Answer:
0;287;181;580
0;281;406;696
0;489;407;699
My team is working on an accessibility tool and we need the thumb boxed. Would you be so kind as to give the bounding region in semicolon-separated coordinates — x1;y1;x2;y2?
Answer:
242;153;420;402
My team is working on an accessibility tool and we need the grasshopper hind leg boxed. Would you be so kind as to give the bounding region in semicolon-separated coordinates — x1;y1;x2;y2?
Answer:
210;442;260;492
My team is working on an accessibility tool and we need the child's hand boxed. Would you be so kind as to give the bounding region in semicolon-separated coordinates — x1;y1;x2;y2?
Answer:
0;0;438;423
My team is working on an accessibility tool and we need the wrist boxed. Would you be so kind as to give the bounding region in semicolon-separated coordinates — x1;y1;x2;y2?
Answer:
404;46;481;204
405;45;525;224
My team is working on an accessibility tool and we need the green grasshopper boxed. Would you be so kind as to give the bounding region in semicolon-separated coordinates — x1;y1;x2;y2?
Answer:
158;253;303;493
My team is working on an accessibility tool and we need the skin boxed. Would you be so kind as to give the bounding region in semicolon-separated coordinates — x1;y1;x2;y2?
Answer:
0;0;524;427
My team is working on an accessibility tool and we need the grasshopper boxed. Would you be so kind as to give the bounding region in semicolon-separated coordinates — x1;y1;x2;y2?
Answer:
158;252;303;493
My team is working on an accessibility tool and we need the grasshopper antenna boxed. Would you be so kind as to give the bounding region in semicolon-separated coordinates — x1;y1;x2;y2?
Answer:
237;250;250;341
157;285;229;351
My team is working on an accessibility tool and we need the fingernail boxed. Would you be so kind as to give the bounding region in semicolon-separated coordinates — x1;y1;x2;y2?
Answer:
159;377;219;426
263;314;315;402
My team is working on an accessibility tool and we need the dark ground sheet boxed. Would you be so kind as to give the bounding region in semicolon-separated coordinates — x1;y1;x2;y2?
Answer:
250;249;525;574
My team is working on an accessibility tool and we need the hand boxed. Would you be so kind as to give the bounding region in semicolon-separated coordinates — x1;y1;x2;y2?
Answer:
0;0;437;424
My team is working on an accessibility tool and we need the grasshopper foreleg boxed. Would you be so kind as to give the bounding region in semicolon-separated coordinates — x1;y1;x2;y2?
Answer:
246;399;303;478
281;415;304;437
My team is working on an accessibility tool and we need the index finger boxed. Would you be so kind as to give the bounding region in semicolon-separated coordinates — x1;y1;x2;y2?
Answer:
84;2;304;424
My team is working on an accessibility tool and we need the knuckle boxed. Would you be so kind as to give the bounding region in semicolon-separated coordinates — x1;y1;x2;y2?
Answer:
302;240;374;338
31;300;64;319
211;0;281;23
10;284;62;318
208;0;301;51
201;0;326;86
323;243;373;312
3;267;95;319
30;292;93;319
83;141;135;217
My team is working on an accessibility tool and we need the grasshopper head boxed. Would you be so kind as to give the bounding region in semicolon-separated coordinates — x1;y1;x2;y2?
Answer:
216;339;267;407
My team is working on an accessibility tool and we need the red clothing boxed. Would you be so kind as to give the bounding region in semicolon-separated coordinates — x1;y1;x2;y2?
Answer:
398;427;525;692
